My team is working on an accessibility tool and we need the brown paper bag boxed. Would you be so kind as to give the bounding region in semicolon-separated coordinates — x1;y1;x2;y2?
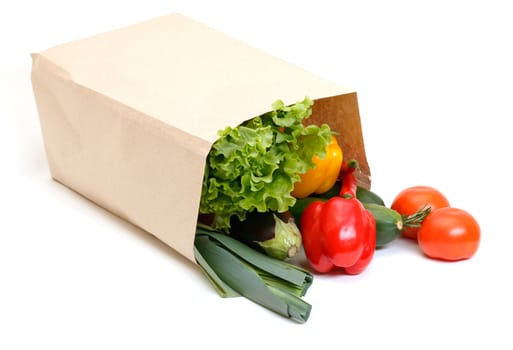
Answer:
31;13;370;263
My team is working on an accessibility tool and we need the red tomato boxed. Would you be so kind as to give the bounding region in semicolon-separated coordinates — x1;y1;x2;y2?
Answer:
417;207;480;261
390;186;450;240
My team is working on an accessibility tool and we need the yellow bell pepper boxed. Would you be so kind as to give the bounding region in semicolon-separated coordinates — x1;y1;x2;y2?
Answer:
291;135;343;199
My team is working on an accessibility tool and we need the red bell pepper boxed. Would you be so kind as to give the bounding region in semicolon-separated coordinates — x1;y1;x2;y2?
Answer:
300;160;376;274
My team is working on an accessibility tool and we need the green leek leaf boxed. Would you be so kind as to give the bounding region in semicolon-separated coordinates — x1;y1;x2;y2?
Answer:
194;244;239;298
194;235;311;323
196;224;312;294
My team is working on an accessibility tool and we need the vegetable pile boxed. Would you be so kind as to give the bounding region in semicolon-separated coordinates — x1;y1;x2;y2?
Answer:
194;97;481;323
199;97;332;231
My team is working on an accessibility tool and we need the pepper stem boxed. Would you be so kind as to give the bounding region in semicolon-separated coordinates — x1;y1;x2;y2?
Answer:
345;159;359;170
339;159;359;198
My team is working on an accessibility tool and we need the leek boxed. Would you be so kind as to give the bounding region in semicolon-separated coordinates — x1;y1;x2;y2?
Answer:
195;224;313;323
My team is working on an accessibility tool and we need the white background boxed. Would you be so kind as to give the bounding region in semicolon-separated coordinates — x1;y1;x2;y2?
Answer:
1;1;512;349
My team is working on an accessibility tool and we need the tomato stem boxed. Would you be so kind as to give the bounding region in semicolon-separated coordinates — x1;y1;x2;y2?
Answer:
402;205;432;228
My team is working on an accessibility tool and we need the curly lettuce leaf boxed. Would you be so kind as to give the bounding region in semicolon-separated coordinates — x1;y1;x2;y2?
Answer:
200;97;333;230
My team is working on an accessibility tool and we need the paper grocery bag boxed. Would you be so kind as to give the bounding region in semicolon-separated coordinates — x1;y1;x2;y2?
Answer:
31;13;371;263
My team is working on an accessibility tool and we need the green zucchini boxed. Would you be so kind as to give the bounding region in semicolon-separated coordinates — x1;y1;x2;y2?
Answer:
356;186;385;206
363;203;403;247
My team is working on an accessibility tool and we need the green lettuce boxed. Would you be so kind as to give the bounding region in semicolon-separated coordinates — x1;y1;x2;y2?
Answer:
200;97;332;230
